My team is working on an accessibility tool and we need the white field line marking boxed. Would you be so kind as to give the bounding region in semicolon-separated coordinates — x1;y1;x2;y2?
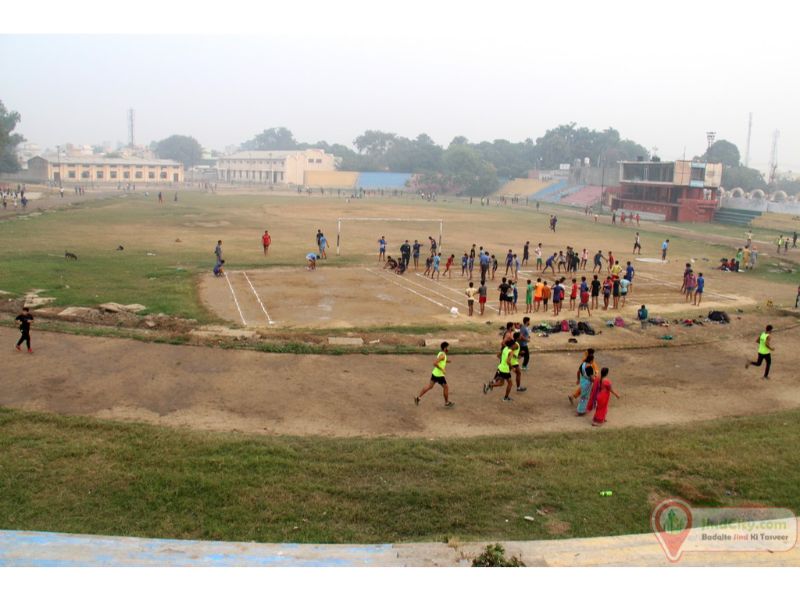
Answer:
365;268;450;311
634;272;740;302
414;273;500;313
223;271;247;326
242;270;275;325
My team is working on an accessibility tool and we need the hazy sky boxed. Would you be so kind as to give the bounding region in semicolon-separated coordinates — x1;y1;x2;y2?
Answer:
2;1;797;172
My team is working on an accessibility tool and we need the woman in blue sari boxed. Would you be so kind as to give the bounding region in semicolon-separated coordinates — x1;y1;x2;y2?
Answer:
575;365;595;416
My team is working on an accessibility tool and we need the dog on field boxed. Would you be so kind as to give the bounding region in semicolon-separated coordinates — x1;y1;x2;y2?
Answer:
65;251;78;260
116;245;124;251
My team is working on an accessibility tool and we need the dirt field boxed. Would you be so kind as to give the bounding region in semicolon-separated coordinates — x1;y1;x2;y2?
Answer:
3;317;797;438
200;262;759;329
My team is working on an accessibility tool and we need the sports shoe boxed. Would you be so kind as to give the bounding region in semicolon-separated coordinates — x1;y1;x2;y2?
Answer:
414;396;420;406
27;349;33;354
516;387;527;392
521;366;528;371
15;345;21;352
444;401;455;408
502;396;513;402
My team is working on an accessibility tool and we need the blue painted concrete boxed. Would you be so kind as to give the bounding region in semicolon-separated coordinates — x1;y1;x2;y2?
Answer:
0;530;394;567
356;172;413;189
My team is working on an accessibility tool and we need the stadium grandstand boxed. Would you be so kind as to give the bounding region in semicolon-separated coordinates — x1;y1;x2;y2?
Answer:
558;185;602;208
495;178;558;198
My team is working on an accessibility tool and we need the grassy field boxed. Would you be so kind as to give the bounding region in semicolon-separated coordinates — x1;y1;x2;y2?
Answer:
1;406;799;544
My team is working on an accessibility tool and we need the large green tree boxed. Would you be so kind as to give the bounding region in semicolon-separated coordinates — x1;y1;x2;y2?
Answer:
701;139;741;167
154;134;204;167
722;166;767;191
241;127;299;151
0;100;25;173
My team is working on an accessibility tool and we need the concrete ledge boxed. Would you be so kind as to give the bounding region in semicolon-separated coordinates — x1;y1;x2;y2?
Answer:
424;339;458;347
2;527;799;567
327;337;363;346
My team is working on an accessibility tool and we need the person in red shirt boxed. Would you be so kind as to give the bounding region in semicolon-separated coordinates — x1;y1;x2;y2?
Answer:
262;230;271;256
444;254;455;278
569;278;578;310
577;287;591;318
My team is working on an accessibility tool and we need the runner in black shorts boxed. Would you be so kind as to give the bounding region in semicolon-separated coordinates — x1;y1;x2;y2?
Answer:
415;342;453;407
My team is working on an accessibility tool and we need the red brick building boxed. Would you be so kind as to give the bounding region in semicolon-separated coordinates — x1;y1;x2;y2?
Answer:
612;160;723;222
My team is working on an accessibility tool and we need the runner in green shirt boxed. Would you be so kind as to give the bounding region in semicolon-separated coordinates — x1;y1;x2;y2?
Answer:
415;342;454;407
483;339;516;402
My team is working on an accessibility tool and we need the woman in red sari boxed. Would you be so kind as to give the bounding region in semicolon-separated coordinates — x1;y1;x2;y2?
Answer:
591;367;620;426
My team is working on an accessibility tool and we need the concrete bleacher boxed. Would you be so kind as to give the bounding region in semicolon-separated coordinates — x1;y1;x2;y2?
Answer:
531;179;569;201
714;207;762;227
304;171;359;188
560;185;602;207
356;172;413;189
495;178;555;197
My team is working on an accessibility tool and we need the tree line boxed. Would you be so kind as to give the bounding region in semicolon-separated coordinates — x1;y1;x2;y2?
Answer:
239;124;649;195
2;97;797;196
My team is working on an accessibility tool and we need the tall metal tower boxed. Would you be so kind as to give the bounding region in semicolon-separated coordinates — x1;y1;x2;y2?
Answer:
768;129;780;185
744;113;752;167
127;108;135;147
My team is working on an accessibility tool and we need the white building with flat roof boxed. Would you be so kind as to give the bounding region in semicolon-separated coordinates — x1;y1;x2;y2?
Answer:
216;149;337;186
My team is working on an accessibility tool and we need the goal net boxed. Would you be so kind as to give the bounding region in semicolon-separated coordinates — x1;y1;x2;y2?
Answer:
335;217;444;256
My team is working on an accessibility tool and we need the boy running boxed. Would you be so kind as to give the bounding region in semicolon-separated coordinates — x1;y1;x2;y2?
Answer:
633;232;642;255
746;325;774;379
483;339;516;402
444;254;455;278
415;342;454;407
535;243;543;271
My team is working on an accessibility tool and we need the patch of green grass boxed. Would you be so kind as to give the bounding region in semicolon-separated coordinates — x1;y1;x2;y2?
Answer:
1;407;799;544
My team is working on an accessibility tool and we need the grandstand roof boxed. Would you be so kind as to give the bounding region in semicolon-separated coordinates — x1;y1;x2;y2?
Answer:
33;155;181;167
221;150;326;160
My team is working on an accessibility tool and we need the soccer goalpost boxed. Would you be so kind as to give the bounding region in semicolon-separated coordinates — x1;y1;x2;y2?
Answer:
335;217;444;256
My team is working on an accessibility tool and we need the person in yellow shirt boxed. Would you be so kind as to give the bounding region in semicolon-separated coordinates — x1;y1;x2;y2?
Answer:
415;342;454;407
610;260;623;279
483;339;516;402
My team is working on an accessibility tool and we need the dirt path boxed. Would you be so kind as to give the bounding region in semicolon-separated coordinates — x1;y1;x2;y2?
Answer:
2;325;798;438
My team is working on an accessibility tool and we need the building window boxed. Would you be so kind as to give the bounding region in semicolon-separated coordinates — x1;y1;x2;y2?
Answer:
96;171;104;179
690;167;705;181
68;171;76;178
123;172;130;179
135;171;143;179
160;172;168;179
308;158;314;164
148;172;155;179
110;171;118;179
81;171;90;179
315;159;322;163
